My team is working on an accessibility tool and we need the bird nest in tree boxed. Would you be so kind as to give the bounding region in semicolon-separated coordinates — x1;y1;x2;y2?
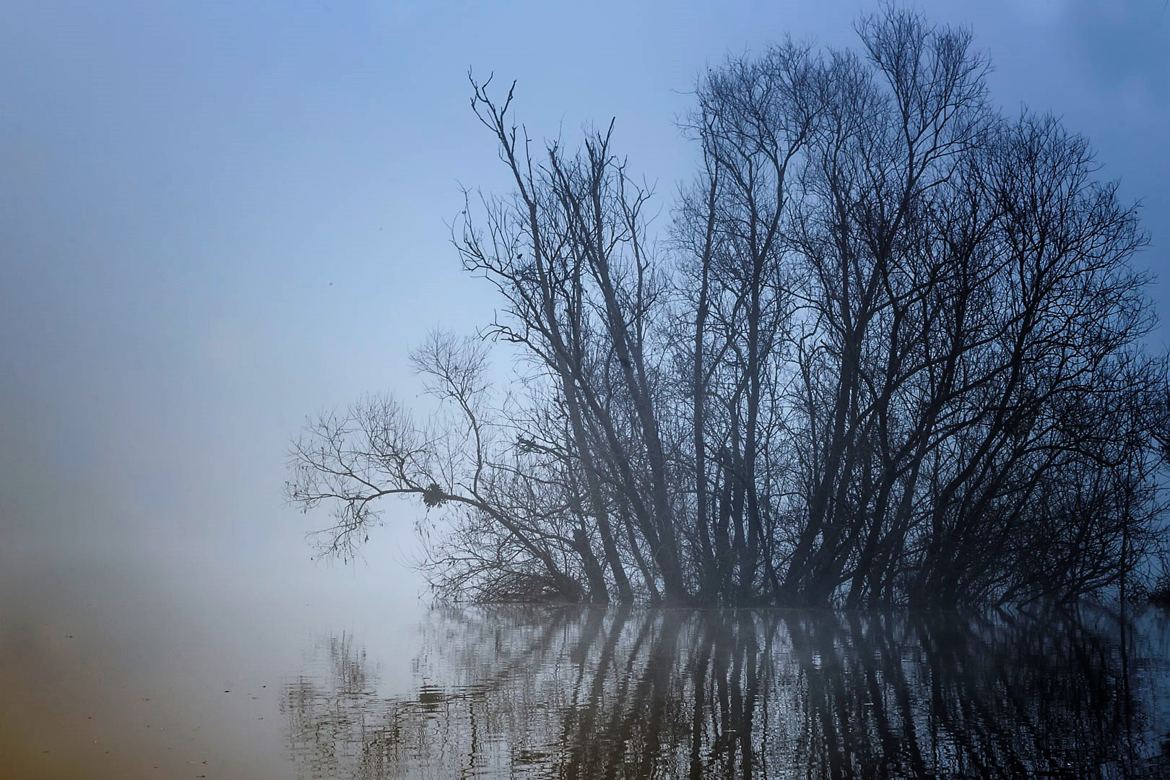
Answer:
422;482;447;508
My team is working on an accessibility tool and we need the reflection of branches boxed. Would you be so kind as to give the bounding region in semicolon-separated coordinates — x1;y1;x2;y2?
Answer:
282;607;1170;778
282;632;381;778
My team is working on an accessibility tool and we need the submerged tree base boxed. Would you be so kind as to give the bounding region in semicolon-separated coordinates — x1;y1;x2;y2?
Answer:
1148;581;1170;610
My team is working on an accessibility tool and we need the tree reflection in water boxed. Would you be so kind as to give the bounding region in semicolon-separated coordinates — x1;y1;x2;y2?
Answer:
282;608;1170;778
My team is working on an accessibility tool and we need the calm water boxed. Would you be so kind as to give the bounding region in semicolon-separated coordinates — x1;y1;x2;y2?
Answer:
5;548;1170;778
283;606;1170;779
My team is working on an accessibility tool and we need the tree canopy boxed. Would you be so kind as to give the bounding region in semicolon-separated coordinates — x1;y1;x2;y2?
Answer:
289;9;1170;608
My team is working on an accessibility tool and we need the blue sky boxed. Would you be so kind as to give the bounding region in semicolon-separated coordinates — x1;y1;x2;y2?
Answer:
1;0;1167;595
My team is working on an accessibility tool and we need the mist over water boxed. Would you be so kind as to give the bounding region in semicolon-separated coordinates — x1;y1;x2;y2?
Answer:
0;533;426;777
7;544;1170;780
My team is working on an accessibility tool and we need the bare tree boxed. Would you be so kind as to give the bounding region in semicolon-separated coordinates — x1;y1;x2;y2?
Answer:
289;9;1168;608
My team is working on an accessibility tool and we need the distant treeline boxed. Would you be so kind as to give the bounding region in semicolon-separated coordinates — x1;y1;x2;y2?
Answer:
289;10;1170;607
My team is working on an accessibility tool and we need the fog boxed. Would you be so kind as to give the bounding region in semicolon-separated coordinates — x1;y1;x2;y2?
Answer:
3;0;1168;592
1;1;1168;776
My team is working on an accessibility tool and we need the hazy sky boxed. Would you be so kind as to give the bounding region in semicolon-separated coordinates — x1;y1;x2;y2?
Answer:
2;0;1168;597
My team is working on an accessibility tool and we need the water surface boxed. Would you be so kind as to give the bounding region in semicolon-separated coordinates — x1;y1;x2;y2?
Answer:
4;547;1170;778
281;605;1170;778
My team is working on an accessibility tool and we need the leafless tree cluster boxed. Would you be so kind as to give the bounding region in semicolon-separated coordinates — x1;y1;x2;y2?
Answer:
289;10;1168;607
